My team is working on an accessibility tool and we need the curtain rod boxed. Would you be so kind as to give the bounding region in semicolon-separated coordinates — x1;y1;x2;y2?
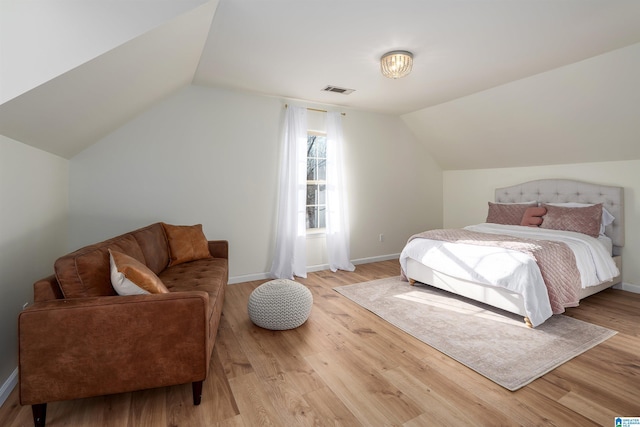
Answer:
285;104;346;116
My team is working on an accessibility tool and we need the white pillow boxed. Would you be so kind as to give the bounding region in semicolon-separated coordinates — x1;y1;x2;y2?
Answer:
109;251;150;295
545;202;614;235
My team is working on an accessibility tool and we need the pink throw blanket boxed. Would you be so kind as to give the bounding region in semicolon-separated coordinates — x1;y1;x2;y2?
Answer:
405;229;581;314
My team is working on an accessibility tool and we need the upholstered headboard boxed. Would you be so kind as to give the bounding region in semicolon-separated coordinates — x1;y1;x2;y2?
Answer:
495;179;624;252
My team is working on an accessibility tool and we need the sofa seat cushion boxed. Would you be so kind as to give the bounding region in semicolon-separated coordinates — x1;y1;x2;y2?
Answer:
159;257;227;341
159;257;227;306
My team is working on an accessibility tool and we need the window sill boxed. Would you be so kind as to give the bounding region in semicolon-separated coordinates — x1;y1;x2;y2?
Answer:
306;229;326;238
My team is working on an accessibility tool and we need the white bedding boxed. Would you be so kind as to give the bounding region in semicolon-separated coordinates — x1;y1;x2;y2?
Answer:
399;223;620;327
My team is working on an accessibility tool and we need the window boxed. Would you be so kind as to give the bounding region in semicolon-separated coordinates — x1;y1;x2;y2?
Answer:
306;132;326;229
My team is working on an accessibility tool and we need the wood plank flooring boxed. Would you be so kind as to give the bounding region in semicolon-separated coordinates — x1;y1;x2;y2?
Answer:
1;259;639;426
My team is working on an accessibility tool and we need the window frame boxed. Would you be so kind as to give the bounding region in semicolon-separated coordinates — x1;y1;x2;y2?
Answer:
306;130;327;234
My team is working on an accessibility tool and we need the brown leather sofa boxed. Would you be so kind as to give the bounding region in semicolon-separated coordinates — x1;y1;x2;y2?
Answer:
18;223;228;427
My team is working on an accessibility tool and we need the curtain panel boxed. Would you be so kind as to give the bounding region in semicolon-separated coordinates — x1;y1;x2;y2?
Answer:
269;106;308;279
325;112;355;272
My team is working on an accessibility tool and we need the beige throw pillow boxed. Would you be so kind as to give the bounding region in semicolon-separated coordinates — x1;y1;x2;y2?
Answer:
109;249;169;295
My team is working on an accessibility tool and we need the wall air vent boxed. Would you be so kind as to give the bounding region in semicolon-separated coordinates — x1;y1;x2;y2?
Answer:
322;85;355;95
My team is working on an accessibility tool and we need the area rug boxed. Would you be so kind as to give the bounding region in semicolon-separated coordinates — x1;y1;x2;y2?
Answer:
334;276;616;391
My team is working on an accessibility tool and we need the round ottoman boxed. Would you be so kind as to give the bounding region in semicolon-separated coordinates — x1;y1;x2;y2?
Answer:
248;279;313;330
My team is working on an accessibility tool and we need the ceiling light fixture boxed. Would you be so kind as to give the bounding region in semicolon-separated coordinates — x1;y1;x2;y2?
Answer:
380;50;413;79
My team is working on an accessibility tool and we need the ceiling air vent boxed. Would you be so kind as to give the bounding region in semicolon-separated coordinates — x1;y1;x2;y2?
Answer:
322;85;355;95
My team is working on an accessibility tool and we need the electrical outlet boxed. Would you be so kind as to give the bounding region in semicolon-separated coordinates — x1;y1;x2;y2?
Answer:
22;302;29;310
379;234;384;242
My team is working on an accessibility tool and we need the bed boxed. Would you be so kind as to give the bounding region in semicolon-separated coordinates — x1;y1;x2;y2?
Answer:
400;179;624;327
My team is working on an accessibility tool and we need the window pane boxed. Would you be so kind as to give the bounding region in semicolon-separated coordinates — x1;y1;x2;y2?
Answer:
307;159;316;180
317;159;326;181
306;206;317;229
318;206;326;228
315;136;327;157
318;184;326;204
307;135;318;157
307;184;317;205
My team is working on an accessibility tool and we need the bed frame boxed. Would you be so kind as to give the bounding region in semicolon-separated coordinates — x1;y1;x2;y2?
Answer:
405;179;624;327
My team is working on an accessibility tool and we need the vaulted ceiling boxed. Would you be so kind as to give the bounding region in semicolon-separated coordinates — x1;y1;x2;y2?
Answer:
2;0;640;167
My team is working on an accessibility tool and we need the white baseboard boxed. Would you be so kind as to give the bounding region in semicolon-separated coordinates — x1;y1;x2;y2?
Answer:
614;281;640;294
228;272;271;285
228;253;401;285
0;367;17;408
352;253;400;265
305;253;402;271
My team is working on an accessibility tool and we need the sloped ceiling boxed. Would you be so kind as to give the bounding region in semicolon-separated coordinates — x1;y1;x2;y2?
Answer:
0;0;211;104
1;0;640;168
402;42;640;170
0;0;218;158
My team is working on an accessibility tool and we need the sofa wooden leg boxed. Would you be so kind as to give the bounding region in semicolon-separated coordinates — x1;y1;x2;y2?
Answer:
192;380;203;405
32;403;47;427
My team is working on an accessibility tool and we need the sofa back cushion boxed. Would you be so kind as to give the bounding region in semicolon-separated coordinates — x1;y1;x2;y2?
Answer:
55;223;170;298
131;223;171;274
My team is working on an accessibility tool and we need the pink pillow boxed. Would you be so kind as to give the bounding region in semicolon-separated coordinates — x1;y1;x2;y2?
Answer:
520;207;547;227
486;202;537;226
540;203;603;237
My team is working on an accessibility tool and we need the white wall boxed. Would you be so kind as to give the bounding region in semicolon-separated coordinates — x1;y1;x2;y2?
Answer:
0;136;68;404
443;160;640;286
69;85;442;282
341;108;442;264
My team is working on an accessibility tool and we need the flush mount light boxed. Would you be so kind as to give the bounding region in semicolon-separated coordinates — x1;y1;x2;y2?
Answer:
380;50;413;79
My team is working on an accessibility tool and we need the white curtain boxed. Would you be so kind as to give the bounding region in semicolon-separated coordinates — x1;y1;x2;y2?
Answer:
325;112;355;272
269;106;308;279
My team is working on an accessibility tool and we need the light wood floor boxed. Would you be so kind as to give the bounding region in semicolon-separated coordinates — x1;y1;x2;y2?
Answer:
2;259;639;426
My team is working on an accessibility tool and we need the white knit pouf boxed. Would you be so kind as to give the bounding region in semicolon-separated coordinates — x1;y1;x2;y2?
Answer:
248;279;313;330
